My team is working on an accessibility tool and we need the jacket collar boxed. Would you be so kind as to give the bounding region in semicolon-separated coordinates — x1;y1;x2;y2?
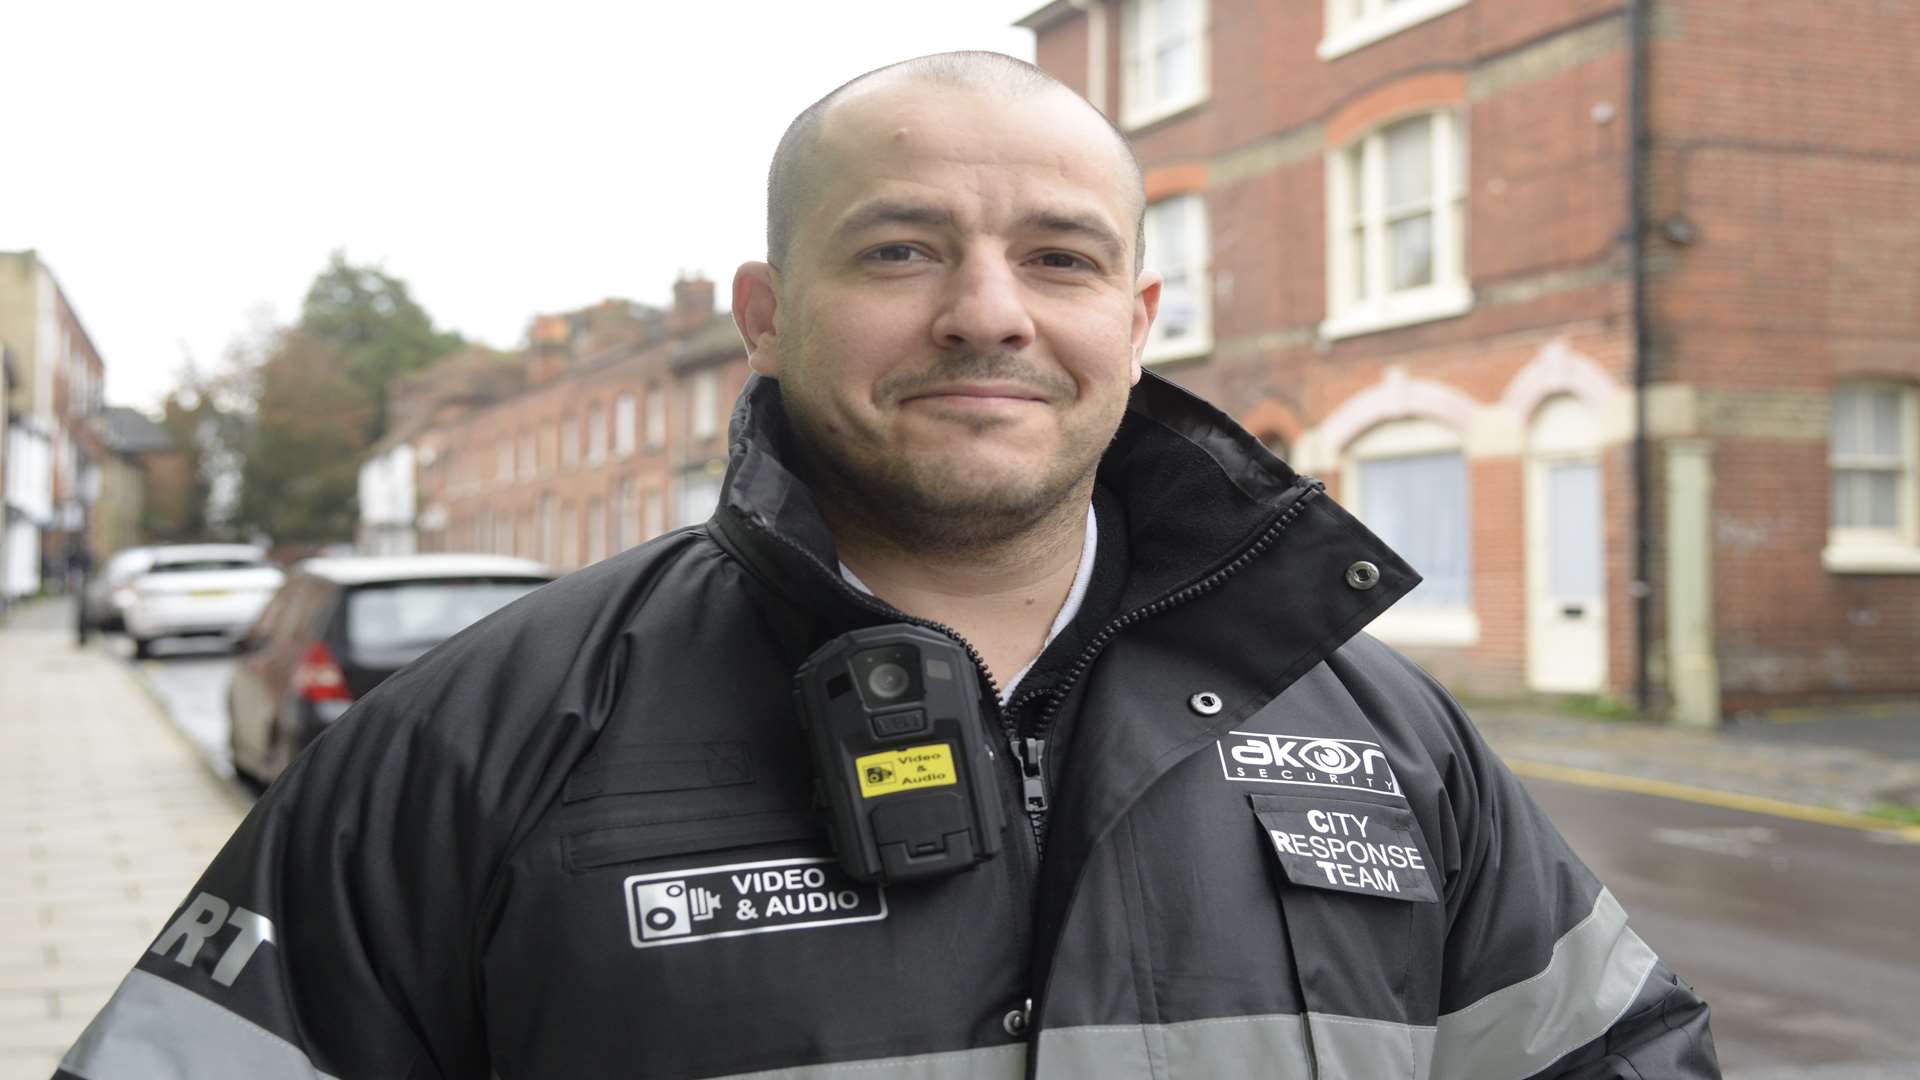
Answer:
708;370;1395;633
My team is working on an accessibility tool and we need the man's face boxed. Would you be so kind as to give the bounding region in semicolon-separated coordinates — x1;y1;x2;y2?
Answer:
738;81;1159;544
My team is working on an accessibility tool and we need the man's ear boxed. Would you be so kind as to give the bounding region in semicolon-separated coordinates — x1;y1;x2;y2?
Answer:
732;262;783;377
1128;270;1163;385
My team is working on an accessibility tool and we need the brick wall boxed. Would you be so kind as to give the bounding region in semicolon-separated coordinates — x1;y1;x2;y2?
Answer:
1647;0;1920;708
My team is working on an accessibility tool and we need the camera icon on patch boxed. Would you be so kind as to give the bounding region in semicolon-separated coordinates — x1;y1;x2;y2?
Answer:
866;765;894;785
634;880;723;940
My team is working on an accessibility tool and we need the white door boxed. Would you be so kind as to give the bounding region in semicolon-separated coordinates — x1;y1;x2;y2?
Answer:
1526;398;1608;693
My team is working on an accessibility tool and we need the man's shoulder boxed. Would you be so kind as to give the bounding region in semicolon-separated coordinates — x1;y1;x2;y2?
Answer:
349;527;735;735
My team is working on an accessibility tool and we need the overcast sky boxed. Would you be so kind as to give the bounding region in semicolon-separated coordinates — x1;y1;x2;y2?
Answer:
3;1;1043;411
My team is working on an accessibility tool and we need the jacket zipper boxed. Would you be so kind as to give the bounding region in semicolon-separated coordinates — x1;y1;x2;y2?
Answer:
1006;482;1322;856
740;515;1042;981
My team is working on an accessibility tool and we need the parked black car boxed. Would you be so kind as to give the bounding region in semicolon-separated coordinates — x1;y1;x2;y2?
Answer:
226;554;552;788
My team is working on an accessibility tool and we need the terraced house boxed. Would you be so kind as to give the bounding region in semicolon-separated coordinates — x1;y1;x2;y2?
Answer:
359;276;751;574
1016;0;1920;721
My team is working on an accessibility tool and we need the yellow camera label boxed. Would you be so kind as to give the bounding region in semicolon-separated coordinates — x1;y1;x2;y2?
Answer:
855;743;958;799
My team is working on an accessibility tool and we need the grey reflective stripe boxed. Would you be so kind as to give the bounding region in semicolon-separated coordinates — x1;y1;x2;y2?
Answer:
1038;1012;1438;1078
724;1044;1024;1079
1307;1013;1438;1079
1432;887;1658;1080
59;970;340;1080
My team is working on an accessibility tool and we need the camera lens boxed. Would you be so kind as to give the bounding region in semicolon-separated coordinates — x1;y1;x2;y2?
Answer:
866;661;911;700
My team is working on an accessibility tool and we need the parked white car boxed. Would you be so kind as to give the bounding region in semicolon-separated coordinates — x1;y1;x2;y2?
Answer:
124;544;285;659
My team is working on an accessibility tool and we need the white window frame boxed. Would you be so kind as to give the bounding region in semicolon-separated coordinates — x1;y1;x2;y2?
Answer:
1341;418;1480;645
691;370;720;441
644;384;665;449
1319;0;1469;61
1824;381;1920;574
1323;108;1472;341
615;393;637;458
495;439;513;484
1143;193;1213;364
1120;0;1209;130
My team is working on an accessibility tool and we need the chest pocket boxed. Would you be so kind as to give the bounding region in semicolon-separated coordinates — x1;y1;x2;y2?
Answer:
558;740;821;873
1248;792;1442;1078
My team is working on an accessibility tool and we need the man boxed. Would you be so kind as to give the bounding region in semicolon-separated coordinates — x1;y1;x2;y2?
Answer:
57;53;1718;1079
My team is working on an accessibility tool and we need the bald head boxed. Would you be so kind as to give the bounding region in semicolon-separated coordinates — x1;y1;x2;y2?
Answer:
766;51;1146;273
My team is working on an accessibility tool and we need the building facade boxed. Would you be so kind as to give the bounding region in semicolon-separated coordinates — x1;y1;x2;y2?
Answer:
382;277;752;573
0;251;106;598
1020;0;1920;720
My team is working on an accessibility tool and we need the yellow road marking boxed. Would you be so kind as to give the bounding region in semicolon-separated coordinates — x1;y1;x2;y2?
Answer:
1506;758;1920;842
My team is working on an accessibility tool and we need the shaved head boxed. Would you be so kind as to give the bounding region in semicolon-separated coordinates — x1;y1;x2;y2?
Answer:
766;51;1146;273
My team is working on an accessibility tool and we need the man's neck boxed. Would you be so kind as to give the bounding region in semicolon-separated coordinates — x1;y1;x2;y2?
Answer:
834;499;1092;690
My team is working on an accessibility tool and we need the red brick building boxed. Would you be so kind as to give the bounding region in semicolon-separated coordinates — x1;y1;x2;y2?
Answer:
373;277;751;574
1019;0;1920;721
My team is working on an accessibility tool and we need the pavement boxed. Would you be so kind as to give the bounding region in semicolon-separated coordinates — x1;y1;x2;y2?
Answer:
1467;700;1920;824
0;598;251;1080
0;593;1913;1077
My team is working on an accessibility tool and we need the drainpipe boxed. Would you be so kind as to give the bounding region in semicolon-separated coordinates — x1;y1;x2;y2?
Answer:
1628;0;1653;713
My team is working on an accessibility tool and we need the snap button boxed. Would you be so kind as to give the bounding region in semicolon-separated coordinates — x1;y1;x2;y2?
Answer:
1189;692;1223;716
1345;560;1380;591
1002;999;1032;1038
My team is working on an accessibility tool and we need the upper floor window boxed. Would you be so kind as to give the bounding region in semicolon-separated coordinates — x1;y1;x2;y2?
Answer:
1121;0;1208;130
1320;0;1469;61
561;416;580;469
691;370;720;441
1143;194;1212;363
587;403;608;464
615;393;637;457
1325;109;1470;340
517;431;535;481
1825;381;1920;573
495;439;513;484
644;384;666;449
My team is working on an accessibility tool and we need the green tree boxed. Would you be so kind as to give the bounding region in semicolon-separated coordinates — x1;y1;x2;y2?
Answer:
234;329;372;545
299;251;463;441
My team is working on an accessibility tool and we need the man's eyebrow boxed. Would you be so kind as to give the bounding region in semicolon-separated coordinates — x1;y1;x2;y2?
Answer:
1019;210;1128;264
832;200;955;237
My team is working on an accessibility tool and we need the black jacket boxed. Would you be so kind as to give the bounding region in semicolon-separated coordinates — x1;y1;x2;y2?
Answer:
58;373;1718;1079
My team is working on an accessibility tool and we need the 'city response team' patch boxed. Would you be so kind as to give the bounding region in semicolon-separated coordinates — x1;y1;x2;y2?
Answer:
1251;797;1438;902
624;857;886;948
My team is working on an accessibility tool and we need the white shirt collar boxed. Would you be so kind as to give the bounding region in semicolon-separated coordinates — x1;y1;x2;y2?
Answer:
838;503;1099;705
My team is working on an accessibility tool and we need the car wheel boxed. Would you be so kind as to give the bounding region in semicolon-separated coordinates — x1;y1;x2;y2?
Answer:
132;637;154;660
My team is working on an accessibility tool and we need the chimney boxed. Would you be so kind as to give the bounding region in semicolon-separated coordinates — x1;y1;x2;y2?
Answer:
671;273;715;335
527;314;572;385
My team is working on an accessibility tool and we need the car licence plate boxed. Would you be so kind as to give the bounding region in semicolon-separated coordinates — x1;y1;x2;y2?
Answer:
189;589;230;599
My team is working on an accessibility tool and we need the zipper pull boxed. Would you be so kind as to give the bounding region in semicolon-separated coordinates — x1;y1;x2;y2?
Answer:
1018;737;1049;813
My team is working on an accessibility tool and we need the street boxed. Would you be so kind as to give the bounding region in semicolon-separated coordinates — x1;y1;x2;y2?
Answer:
1529;779;1920;1078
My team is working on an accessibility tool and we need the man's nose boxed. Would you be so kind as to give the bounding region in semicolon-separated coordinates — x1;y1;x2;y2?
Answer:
930;254;1036;352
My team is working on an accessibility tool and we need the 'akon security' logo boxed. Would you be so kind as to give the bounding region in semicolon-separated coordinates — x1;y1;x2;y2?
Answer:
1216;732;1404;798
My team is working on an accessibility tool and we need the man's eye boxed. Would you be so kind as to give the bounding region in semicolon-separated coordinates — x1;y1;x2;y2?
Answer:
1034;251;1093;271
867;244;926;263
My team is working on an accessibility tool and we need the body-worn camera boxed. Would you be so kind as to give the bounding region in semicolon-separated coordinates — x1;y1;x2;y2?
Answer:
793;625;1005;885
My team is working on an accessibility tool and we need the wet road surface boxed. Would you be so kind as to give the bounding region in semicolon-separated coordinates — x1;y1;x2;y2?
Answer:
1527;777;1920;1079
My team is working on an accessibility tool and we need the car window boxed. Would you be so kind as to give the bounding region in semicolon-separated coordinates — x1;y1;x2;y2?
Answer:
344;578;547;652
148;558;268;574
